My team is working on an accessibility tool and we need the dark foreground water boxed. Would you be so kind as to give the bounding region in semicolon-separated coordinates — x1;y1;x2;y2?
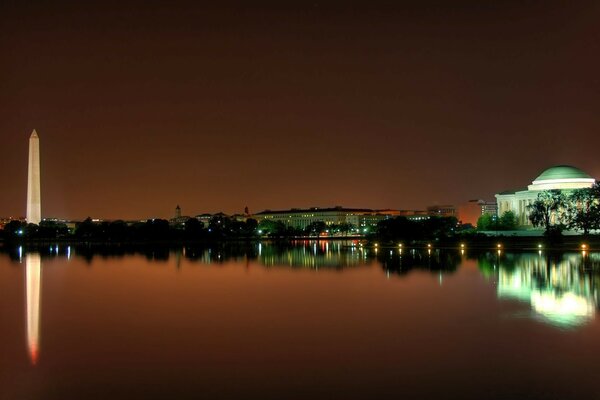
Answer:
1;242;600;400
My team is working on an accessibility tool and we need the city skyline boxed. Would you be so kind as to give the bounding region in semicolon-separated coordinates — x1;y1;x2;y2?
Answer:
1;2;599;220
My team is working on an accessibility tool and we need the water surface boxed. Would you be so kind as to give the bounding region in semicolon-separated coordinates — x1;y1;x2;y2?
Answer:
1;242;599;399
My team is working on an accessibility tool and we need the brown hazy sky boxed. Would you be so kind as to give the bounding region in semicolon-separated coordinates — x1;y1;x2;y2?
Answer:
1;1;599;220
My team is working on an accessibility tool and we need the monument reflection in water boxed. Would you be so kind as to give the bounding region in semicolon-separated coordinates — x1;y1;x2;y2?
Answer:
25;252;41;365
13;243;600;369
479;251;600;328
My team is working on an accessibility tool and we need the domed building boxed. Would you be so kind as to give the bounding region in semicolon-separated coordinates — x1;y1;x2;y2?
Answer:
495;165;596;227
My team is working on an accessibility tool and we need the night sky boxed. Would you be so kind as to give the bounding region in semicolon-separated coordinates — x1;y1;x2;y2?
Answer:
1;1;599;220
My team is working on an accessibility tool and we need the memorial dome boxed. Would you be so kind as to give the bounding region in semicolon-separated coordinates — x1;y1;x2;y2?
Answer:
533;165;593;183
528;165;595;191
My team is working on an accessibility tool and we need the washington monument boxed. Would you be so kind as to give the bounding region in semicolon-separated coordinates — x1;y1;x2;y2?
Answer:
27;130;41;224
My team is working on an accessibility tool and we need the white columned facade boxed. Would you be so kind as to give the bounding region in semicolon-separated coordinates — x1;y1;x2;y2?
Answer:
495;165;596;228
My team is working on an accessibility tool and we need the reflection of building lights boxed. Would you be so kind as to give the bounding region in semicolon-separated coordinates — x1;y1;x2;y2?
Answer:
497;249;502;255
461;249;465;256
531;292;594;324
495;253;597;327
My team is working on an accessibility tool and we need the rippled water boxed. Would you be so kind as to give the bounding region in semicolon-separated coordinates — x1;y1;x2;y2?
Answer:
1;242;600;399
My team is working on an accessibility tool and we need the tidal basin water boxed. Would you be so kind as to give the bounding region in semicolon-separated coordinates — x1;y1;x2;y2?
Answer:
1;242;600;400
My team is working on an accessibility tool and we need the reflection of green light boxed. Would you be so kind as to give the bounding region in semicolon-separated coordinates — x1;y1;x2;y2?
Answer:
531;292;594;327
494;253;597;328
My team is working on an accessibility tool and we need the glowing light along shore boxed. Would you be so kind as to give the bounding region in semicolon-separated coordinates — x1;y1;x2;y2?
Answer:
26;130;41;224
26;254;41;365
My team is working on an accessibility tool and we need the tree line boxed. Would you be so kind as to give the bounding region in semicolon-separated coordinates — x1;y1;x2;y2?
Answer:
373;216;458;244
256;220;356;238
1;215;260;242
1;215;360;242
476;211;518;231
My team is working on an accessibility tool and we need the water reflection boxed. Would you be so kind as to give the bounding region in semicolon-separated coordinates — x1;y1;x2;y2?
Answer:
376;248;460;277
25;253;41;365
4;242;600;343
479;252;600;328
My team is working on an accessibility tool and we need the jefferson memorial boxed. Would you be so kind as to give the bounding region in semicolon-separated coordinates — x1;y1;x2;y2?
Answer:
495;165;596;227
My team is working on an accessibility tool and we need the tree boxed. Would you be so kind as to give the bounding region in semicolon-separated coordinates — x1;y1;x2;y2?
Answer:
476;213;499;230
566;183;600;236
336;223;354;236
499;210;517;230
243;218;258;237
423;216;457;239
184;217;204;239
39;220;69;238
305;221;327;237
527;190;567;236
3;220;27;238
476;214;492;230
75;217;98;239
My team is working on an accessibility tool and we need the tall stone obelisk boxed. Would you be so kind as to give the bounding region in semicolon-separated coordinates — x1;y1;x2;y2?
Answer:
27;130;41;224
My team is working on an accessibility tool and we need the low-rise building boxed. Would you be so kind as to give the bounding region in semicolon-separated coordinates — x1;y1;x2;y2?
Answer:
253;206;399;231
426;205;457;218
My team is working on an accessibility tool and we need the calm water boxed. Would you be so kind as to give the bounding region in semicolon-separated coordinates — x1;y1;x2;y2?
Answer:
1;242;600;400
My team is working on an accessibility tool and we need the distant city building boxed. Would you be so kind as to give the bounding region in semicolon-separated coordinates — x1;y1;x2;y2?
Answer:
170;205;190;227
426;205;456;218
397;210;430;221
457;200;498;226
194;213;213;228
253;206;400;231
231;213;250;222
495;165;596;227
